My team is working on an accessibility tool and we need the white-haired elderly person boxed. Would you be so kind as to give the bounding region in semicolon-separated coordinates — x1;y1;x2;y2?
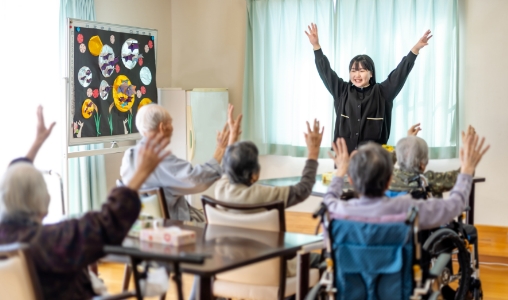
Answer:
0;106;170;299
323;126;489;230
121;103;242;221
388;124;473;198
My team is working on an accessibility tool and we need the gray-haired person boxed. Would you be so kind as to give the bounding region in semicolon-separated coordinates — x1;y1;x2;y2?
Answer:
389;124;469;198
214;119;324;277
323;128;489;230
120;103;242;221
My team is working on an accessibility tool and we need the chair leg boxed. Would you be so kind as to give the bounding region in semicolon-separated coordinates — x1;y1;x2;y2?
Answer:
122;264;132;291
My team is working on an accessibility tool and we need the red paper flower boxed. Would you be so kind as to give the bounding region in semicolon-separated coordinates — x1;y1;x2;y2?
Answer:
148;40;153;49
77;34;83;44
115;64;120;73
92;89;99;98
140;86;146;94
138;57;144;66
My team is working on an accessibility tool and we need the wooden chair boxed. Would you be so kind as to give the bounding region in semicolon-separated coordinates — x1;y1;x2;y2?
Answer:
201;195;320;300
0;243;44;300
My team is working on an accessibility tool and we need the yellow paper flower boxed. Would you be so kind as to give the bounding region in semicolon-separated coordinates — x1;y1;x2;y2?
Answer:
382;144;395;152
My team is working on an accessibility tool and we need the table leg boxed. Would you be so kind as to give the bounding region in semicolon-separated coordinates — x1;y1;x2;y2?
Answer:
122;264;132;291
173;262;184;300
197;275;213;300
130;257;143;300
468;182;476;225
298;252;310;300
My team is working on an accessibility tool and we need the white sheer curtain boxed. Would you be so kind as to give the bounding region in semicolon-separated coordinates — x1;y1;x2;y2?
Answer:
243;0;458;158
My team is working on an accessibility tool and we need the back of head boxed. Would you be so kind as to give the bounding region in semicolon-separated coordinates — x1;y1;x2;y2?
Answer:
396;136;429;173
348;142;393;197
349;54;376;85
135;104;171;136
0;162;50;222
222;141;260;186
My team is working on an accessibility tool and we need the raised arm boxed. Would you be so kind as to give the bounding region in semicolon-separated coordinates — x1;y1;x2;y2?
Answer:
286;119;323;207
26;106;55;162
35;133;171;272
379;30;432;101
306;23;348;99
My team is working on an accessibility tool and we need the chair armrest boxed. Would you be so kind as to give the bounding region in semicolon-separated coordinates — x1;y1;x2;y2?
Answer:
299;241;324;253
92;291;136;300
429;253;451;278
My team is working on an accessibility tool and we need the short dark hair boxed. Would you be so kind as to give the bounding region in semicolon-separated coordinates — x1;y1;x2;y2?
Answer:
349;54;376;85
222;141;261;186
348;142;393;197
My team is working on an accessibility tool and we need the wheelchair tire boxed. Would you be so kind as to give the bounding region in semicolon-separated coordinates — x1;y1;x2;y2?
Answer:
423;229;471;300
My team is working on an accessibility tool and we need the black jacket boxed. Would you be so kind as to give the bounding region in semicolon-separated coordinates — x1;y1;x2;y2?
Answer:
315;49;417;153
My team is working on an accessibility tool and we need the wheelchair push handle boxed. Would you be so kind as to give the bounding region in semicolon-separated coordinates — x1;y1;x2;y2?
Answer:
405;206;419;225
313;203;327;219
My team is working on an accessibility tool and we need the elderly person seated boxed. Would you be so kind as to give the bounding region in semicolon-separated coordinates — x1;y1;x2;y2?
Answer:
323;127;489;230
214;119;324;277
389;124;474;198
0;106;170;299
120;103;242;221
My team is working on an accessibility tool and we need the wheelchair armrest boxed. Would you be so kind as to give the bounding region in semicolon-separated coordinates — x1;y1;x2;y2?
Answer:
429;252;451;278
428;291;440;300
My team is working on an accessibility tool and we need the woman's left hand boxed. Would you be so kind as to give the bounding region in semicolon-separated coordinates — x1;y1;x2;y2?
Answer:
411;30;432;55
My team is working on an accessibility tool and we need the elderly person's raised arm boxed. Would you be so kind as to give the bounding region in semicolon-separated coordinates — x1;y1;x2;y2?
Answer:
323;138;350;209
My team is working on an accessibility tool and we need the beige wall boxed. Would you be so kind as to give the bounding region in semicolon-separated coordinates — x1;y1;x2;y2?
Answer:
170;0;247;110
95;0;172;189
459;0;508;226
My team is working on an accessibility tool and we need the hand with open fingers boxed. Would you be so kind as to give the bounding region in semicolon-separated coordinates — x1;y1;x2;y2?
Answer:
412;30;432;54
460;131;490;176
305;119;324;160
329;138;350;177
305;23;321;50
137;132;171;174
407;123;421;136
227;104;243;145
36;105;56;144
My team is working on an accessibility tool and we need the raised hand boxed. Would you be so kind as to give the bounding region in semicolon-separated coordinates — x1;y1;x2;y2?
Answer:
212;124;230;163
35;105;56;144
459;128;489;176
127;132;171;190
305;23;321;50
411;30;433;55
305;119;324;160
227;104;242;145
329;138;350;177
26;106;56;161
407;123;422;136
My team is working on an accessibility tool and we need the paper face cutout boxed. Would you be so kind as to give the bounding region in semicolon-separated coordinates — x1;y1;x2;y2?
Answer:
121;38;140;70
100;80;111;100
98;45;118;77
113;75;136;112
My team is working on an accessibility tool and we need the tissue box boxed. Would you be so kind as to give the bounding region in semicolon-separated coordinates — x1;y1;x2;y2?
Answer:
140;226;196;246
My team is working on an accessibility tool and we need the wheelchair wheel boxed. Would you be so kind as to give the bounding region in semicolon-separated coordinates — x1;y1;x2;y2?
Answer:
423;229;471;300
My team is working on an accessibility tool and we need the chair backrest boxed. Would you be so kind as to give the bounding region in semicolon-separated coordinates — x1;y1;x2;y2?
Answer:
138;187;170;219
0;243;44;300
201;195;286;287
328;218;414;300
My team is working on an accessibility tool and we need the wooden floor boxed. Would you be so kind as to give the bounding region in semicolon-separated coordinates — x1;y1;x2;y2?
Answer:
98;212;508;300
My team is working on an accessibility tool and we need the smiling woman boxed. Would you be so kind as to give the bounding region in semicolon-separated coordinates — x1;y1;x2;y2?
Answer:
305;23;432;154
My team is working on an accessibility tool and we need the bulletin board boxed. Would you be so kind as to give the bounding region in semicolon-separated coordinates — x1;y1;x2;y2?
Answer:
67;18;158;145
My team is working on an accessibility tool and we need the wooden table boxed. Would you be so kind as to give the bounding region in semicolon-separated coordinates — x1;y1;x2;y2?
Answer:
104;220;323;300
258;174;485;225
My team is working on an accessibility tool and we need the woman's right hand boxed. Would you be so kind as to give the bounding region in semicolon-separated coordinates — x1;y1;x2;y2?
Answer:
305;23;321;50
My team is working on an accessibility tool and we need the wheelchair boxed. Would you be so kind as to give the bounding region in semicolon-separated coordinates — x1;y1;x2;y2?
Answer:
306;176;483;300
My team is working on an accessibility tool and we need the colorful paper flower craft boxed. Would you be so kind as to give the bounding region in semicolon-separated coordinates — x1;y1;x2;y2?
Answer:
92;89;99;98
148;40;153;49
138;57;143;66
140;86;146;95
77;34;83;44
79;44;86;53
144;45;149;53
87;88;93;97
115;64;120;73
110;35;115;44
